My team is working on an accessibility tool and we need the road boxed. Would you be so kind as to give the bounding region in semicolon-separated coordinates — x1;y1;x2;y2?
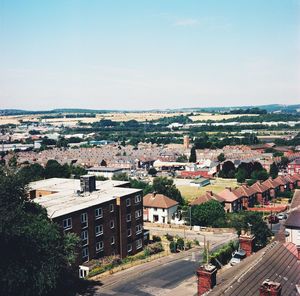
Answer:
80;233;237;296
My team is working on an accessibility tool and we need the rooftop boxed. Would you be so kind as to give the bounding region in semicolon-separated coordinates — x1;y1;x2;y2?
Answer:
30;178;141;219
143;193;178;209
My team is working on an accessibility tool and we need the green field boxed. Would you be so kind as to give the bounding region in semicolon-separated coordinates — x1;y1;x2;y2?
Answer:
177;178;238;202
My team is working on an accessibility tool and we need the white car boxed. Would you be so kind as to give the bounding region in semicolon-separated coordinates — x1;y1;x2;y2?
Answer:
277;213;287;220
230;249;246;266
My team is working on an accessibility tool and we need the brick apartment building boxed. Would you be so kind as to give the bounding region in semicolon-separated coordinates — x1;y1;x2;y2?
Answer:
29;176;144;277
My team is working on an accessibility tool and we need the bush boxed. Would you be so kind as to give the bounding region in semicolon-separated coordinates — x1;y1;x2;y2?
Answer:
177;238;185;250
170;241;177;253
152;235;162;242
165;233;174;241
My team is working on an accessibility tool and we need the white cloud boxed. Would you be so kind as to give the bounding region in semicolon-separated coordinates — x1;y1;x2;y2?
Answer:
173;18;200;27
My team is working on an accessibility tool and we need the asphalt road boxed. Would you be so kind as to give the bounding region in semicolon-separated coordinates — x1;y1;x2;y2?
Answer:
82;234;237;296
92;251;201;296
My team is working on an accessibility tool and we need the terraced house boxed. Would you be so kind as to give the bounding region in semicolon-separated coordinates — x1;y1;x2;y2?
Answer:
29;175;144;277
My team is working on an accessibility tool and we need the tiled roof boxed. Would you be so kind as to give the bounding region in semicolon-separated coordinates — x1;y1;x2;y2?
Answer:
285;210;300;228
209;242;300;296
143;193;178;209
233;185;256;198
262;178;279;189
190;192;225;206
250;181;269;193
274;176;289;186
291;190;300;210
217;188;239;202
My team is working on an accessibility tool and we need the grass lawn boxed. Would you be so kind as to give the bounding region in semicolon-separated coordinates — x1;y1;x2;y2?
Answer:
178;178;238;202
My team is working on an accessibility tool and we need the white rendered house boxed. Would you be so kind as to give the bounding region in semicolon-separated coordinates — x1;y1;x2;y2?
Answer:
143;193;179;224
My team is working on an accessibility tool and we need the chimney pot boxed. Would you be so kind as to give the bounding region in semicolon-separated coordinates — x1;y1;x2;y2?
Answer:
259;279;282;296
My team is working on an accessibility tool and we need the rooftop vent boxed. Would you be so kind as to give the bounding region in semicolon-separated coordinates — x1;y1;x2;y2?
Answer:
80;175;96;193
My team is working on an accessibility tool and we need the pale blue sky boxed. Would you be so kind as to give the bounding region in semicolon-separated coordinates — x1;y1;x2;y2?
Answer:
0;0;299;110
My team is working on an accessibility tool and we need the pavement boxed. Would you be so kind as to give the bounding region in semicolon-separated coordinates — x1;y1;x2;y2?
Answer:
78;233;237;296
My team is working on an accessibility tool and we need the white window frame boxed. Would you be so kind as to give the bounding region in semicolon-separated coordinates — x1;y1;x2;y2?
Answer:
127;228;132;237
63;218;72;230
95;225;103;236
95;208;103;219
126;213;131;222
109;204;114;212
126;198;131;207
136;224;143;235
81;230;89;246
135;209;142;219
135;194;142;204
136;238;142;250
111;236;115;245
82;247;89;261
96;241;104;253
110;220;115;229
81;212;88;228
127;243;132;253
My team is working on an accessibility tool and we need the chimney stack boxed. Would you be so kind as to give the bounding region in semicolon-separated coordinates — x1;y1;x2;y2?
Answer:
226;187;232;192
196;264;217;296
259;280;282;296
239;234;255;257
206;191;213;196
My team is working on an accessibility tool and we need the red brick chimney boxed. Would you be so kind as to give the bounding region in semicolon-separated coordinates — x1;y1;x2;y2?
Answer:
239;233;255;257
196;264;217;295
259;279;282;296
206;191;213;196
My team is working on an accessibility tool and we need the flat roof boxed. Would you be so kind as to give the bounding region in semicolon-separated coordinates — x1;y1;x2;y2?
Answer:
30;178;141;219
87;167;123;172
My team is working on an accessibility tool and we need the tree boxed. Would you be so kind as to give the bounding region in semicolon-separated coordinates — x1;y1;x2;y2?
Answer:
148;167;157;176
269;162;279;179
176;155;188;163
112;172;129;181
251;169;269;181
0;172;79;296
217;153;225;162
8;155;17;168
219;161;235;178
44;160;70;179
151;177;183;204
191;200;225;227
236;168;247;183
189;146;196;163
18;163;45;183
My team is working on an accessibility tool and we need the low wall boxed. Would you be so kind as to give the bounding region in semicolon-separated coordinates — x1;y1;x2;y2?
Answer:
247;205;287;213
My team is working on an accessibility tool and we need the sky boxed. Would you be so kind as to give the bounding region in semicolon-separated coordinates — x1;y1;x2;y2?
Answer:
0;0;299;110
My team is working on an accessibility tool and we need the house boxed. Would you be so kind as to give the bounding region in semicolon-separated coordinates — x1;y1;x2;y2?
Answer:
30;176;144;277
190;191;225;206
217;188;242;212
143;193;179;224
288;159;300;174
206;241;300;296
285;190;300;245
274;175;290;192
87;166;124;179
233;185;257;208
262;178;280;198
250;181;270;204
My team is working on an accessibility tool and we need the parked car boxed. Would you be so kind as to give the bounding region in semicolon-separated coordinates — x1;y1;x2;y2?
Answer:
268;215;279;224
230;249;246;266
277;213;287;220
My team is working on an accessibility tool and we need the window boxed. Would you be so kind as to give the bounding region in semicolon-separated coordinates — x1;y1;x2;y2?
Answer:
63;218;72;230
127;228;132;237
95;225;103;236
81;230;88;246
136;239;142;250
82;247;89;261
126;213;131;222
95;208;103;219
135;194;141;204
110;220;115;229
109;204;114;212
126;198;131;207
136;224;143;235
96;241;104;253
111;236;115;245
127;244;132;253
81;212;88;228
135;209;142;219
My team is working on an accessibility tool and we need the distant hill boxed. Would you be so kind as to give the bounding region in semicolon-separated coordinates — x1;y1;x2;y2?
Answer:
0;104;299;116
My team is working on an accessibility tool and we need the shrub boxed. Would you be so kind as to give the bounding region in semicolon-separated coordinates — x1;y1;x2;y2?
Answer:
170;241;177;253
177;238;185;250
